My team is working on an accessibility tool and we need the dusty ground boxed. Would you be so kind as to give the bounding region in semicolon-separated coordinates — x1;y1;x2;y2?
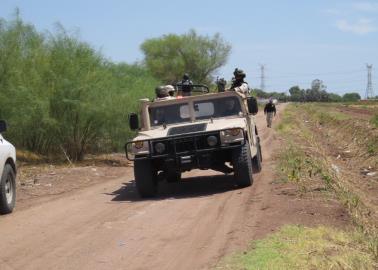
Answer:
0;104;349;270
15;155;130;210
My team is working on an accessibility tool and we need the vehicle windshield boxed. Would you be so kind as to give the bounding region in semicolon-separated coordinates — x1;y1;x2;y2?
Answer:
149;103;190;126
149;97;242;127
193;96;242;120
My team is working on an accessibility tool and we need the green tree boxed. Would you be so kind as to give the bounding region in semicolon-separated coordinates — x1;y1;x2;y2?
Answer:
289;86;302;101
342;92;361;102
0;11;52;153
0;12;160;161
141;30;231;84
253;89;270;98
328;93;342;102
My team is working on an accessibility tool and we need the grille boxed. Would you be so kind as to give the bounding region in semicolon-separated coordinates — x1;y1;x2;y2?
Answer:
175;138;195;153
167;123;207;136
152;132;220;156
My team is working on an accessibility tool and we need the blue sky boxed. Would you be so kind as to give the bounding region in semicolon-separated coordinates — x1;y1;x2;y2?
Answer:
1;0;377;97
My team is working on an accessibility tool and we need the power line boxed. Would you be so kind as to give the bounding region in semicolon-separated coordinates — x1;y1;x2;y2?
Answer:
248;69;365;79
261;78;368;87
259;64;265;91
366;64;374;99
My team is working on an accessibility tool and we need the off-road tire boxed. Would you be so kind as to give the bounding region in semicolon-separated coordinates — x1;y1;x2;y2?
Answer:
252;141;262;173
134;159;157;198
166;171;181;183
232;144;253;187
0;164;16;214
257;136;262;161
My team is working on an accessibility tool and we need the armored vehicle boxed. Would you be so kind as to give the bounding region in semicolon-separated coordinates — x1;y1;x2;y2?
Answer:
126;90;262;197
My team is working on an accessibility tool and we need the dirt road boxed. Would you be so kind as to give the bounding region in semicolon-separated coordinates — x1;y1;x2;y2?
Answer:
0;104;347;270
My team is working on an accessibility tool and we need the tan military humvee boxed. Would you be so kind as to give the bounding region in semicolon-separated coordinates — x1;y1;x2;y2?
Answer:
126;90;262;197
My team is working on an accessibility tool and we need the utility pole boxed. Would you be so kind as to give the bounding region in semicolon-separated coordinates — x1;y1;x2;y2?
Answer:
259;64;265;91
366;64;374;99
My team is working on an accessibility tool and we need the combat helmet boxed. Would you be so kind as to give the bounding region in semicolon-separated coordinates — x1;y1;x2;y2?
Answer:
233;68;246;79
155;86;169;98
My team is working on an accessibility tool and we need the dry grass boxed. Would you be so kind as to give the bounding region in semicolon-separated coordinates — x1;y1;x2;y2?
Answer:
217;225;377;270
275;103;378;260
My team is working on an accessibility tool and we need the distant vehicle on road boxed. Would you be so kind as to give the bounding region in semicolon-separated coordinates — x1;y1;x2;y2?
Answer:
0;120;16;214
125;90;262;197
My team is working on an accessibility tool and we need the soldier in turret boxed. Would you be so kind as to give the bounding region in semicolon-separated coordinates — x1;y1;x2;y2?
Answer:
229;68;250;95
178;73;193;97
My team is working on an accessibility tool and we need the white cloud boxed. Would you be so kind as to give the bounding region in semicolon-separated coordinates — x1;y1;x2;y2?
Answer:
352;2;378;12
336;18;377;34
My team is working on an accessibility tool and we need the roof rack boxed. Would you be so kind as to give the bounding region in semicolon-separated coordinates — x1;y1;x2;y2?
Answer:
174;84;210;94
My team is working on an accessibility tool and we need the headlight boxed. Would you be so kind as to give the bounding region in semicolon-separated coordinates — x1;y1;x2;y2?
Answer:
207;135;218;147
131;140;149;155
154;142;166;154
225;128;241;136
220;128;244;144
133;141;144;149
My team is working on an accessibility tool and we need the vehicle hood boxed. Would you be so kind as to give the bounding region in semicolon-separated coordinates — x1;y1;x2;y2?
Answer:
133;117;247;141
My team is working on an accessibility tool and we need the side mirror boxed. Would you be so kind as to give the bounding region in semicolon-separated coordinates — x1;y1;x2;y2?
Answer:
247;97;258;115
129;113;139;130
0;120;7;133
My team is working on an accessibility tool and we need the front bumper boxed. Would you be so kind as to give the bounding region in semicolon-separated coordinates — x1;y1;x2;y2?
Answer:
125;128;246;161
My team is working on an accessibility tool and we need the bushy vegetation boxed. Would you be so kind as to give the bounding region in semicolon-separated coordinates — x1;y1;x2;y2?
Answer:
141;30;231;85
253;85;362;103
288;85;361;102
0;13;160;161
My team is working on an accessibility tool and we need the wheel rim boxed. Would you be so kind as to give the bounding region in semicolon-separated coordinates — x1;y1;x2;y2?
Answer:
5;174;14;204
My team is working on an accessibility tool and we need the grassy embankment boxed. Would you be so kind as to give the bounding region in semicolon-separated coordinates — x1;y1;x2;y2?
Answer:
218;102;378;269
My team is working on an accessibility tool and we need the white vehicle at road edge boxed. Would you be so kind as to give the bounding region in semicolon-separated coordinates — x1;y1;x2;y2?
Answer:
0;120;16;214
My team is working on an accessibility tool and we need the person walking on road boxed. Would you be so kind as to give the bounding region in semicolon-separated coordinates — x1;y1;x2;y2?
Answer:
264;98;276;128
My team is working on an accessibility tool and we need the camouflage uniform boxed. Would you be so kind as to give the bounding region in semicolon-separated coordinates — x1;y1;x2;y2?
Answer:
229;68;250;95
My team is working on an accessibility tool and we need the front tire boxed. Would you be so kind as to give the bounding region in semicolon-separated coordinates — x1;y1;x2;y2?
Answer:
232;144;253;187
134;159;157;198
166;171;181;183
252;140;262;173
257;137;262;161
0;164;16;215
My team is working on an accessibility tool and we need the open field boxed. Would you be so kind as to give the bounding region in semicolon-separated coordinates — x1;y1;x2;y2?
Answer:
218;102;378;269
